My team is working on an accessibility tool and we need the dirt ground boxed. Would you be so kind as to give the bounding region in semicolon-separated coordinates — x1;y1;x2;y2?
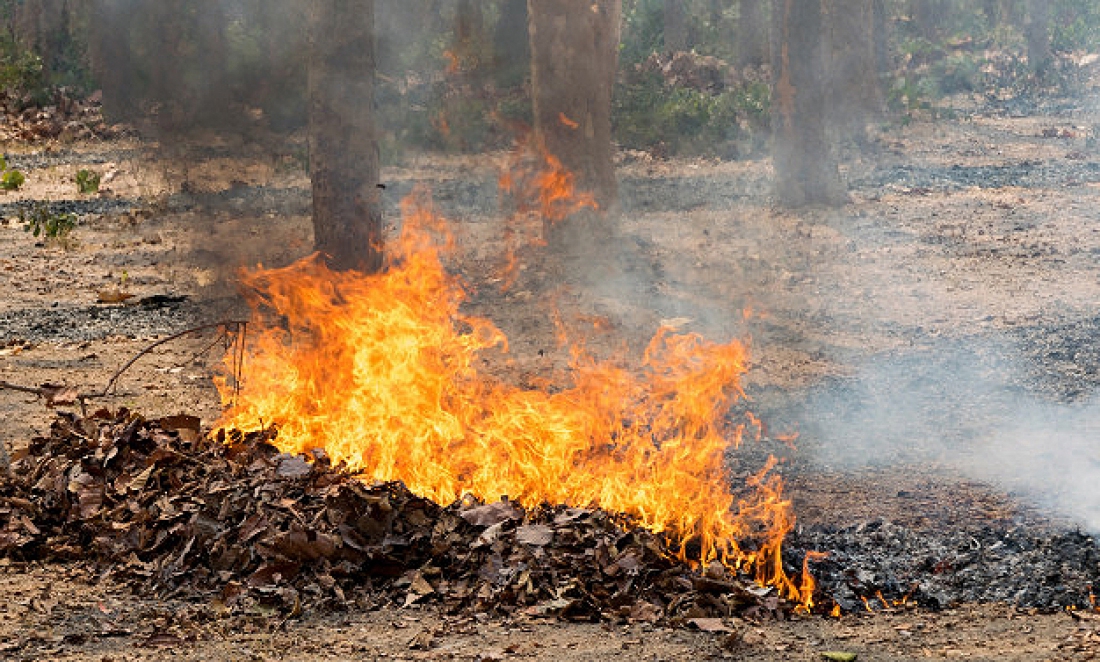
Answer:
5;89;1100;659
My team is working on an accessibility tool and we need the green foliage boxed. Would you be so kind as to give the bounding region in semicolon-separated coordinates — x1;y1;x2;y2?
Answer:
0;167;23;190
0;43;45;99
20;203;76;240
0;1;93;104
620;0;665;66
930;53;982;94
614;72;770;157
75;169;100;194
1051;1;1100;51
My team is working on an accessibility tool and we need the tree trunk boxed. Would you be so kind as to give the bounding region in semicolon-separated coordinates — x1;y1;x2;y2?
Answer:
825;0;882;145
309;0;384;273
528;0;620;212
493;0;529;86
1026;0;1051;76
13;0;69;74
664;0;688;52
872;0;889;79
771;0;844;207
737;0;770;67
908;0;946;41
89;0;138;122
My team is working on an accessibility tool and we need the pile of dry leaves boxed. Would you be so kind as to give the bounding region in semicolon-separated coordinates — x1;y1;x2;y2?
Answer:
0;89;128;142
0;410;785;625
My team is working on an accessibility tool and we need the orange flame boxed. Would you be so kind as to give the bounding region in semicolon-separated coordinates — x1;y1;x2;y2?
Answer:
795;551;828;613
495;139;598;289
558;112;580;129
215;193;805;604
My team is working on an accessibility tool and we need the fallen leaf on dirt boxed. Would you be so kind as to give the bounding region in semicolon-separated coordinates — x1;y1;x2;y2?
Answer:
821;652;858;662
39;384;80;407
97;288;134;304
408;630;435;650
687;617;733;633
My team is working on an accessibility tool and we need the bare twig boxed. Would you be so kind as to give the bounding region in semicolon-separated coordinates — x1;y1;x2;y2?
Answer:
86;320;248;398
0;320;249;410
0;381;49;397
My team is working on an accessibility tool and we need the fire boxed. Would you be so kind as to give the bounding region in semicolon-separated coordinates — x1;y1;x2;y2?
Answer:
496;139;598;289
216;192;805;603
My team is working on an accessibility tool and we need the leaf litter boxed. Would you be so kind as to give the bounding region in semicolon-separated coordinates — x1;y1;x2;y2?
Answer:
0;409;792;625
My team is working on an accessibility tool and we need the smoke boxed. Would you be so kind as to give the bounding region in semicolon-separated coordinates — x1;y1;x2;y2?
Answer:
789;308;1100;531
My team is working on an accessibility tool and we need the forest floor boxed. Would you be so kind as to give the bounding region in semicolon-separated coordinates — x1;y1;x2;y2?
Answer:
5;86;1100;660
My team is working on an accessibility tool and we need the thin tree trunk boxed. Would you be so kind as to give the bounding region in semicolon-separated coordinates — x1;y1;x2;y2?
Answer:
89;0;137;122
825;0;882;145
1026;0;1051;76
493;0;529;86
309;0;384;273
528;0;620;212
872;0;889;79
737;0;770;67
908;0;945;41
771;0;844;207
664;0;688;52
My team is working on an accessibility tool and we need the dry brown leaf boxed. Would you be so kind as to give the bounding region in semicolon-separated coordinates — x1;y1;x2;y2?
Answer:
687;617;733;633
460;500;522;527
97;288;135;304
515;524;553;546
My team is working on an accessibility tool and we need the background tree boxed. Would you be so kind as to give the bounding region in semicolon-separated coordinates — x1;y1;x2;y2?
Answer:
309;0;383;273
872;0;888;80
908;0;950;41
664;0;688;51
771;0;843;206
528;0;621;212
493;0;530;87
1026;0;1051;76
825;0;882;146
737;0;770;67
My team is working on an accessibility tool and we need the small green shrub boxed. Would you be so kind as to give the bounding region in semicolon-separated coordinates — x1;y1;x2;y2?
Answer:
21;203;77;240
931;53;982;94
21;206;75;240
613;72;769;157
1;169;24;191
75;169;101;194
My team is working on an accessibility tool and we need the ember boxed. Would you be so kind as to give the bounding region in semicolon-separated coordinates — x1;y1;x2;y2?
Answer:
214;190;807;602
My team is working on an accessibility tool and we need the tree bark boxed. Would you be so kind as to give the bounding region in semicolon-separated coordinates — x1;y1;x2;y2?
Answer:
872;0;889;79
737;0;770;67
309;0;384;273
908;0;948;41
825;0;882;145
493;0;530;86
13;0;70;74
89;0;138;122
664;0;688;52
771;0;844;207
1026;0;1051;76
527;0;620;212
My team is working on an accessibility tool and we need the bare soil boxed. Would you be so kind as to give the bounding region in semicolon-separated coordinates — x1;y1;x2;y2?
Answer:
5;90;1100;659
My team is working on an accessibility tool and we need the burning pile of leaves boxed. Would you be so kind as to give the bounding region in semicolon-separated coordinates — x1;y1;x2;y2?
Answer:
0;409;786;624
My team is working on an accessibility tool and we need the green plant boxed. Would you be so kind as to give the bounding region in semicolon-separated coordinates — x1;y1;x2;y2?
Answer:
1;168;24;191
21;203;76;240
613;71;769;157
75;169;100;194
930;53;982;94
